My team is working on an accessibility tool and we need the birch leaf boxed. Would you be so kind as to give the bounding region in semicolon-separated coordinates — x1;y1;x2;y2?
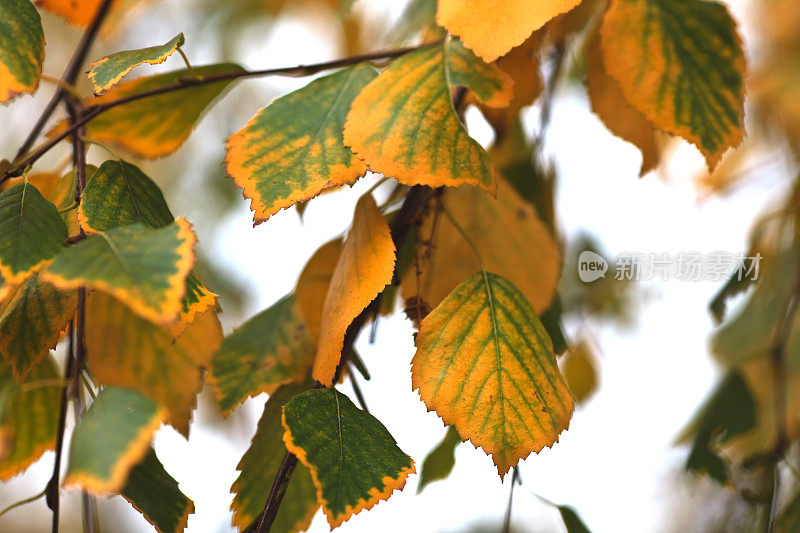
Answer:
295;238;342;342
417;426;461;493
0;0;44;103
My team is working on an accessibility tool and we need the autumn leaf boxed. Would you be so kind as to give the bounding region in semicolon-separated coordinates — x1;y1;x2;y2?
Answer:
402;177;560;314
417;426;461;493
64;387;166;493
282;388;415;528
2;171;75;210
84;292;223;436
0;355;60;480
412;272;574;477
48;64;243;158
436;0;583;62
600;0;745;169
210;294;315;415
0;0;44;103
586;33;660;176
561;338;599;404
35;0;118;26
0;181;68;285
88;33;186;95
0;273;77;381
225;65;378;224
79;160;218;332
231;383;319;533
343;38;512;192
42;218;195;325
119;449;195;533
295;238;342;341
313;194;395;386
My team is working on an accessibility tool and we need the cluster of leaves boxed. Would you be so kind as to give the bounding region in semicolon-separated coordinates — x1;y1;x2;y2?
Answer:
0;0;754;531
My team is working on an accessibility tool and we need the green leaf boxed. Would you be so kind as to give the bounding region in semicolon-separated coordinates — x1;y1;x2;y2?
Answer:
558;505;592;533
64;386;166;493
226;65;378;224
0;181;68;285
49;63;243;159
231;383;318;533
344;38;512;192
682;371;756;484
211;294;315;415
0;0;44;102
412;272;574;477
120;449;194;533
42;219;195;324
601;0;745;168
282;388;415;528
88;33;186;95
0;273;77;381
417;426;461;493
79;160;217;332
0;355;60;480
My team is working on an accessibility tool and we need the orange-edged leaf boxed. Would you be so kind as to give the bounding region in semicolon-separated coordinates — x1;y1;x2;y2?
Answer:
0;355;60;480
84;292;223;436
313;194;395;386
282;388;415;528
42;218;195;325
231;383;318;532
225;65;378;224
64;387;166;493
412;272;574;477
0;0;44;103
436;0;584;62
343;38;512;192
210;294;315;415
48;63;243;158
2;171;75;210
0;273;77;381
600;0;746;169
295;238;343;341
586;33;660;176
0;181;68;285
88;33;185;95
402;177;560;314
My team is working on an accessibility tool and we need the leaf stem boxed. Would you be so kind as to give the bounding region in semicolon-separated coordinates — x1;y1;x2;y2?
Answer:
0;488;47;519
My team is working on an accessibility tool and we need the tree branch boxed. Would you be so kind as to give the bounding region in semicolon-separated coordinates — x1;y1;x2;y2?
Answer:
3;41;441;182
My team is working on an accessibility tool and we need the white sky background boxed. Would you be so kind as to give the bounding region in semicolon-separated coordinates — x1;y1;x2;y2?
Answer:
0;0;791;531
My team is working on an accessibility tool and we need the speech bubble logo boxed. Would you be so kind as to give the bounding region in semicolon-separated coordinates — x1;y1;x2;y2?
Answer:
578;251;608;283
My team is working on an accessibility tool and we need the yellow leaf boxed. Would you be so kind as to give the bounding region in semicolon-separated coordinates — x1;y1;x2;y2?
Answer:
34;0;119;26
402;177;560;315
561;339;599;404
313;195;395;386
436;0;584;62
295;238;343;342
413;272;574;476
85;292;222;436
586;34;661;176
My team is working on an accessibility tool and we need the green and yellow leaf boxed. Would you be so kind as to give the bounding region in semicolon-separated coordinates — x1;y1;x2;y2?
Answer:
295;238;342;342
0;181;68;285
0;0;44;103
42;218;195;325
226;65;378;224
343;38;512;192
600;0;745;169
88;33;186;95
412;272;574;477
313;195;395;386
84;292;223;436
79;159;218;331
232;383;318;532
282;388;415;528
210;294;315;415
0;355;60;480
436;0;583;62
0;273;77;381
120;448;195;533
64;386;166;493
2;171;76;211
417;426;461;493
402;177;560;314
48;63;243;158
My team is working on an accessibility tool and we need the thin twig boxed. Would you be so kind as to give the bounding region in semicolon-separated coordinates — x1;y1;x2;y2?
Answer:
502;468;519;533
349;365;369;413
3;41;441;182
